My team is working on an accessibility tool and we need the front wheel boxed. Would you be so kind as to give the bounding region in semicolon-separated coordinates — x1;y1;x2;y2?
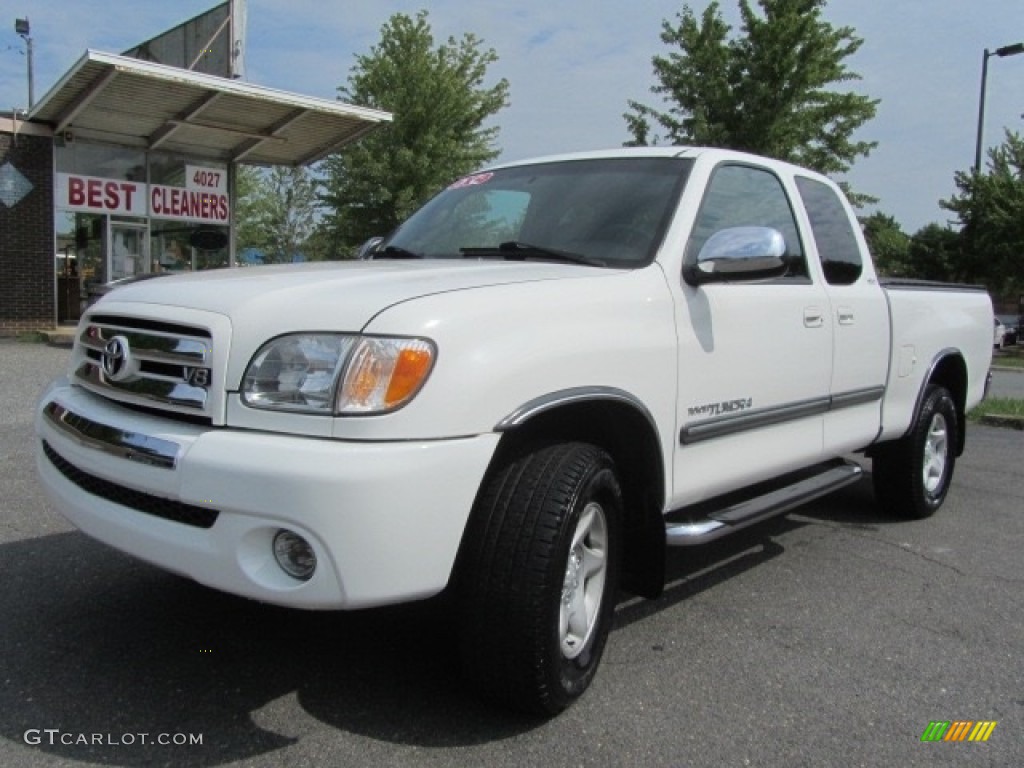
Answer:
458;442;622;716
872;384;958;519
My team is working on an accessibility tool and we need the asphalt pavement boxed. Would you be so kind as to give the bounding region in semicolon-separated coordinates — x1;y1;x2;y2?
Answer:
1;340;1021;767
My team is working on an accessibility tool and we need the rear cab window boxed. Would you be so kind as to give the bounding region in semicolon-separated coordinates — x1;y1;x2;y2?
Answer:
794;177;863;285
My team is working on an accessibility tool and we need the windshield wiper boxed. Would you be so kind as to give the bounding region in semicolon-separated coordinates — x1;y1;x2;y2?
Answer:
376;245;422;259
461;241;602;267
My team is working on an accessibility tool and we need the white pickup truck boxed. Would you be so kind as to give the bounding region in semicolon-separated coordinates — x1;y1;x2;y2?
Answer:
36;148;993;715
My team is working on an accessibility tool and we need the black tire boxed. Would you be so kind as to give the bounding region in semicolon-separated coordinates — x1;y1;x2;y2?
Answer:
872;384;958;519
458;442;622;716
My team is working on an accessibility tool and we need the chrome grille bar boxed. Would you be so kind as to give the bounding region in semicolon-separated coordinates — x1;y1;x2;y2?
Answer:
73;315;213;415
79;327;209;365
75;360;209;410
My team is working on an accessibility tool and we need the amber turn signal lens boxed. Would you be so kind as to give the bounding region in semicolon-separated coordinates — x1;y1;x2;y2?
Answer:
386;347;434;407
337;337;436;414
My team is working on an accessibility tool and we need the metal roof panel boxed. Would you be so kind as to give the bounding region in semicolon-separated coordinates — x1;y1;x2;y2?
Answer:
29;50;391;166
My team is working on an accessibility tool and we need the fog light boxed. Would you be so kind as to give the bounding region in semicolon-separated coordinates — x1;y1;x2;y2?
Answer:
272;529;316;581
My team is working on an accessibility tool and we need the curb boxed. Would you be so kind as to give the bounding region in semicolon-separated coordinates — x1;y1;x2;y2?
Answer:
978;414;1024;431
43;332;75;349
28;329;76;348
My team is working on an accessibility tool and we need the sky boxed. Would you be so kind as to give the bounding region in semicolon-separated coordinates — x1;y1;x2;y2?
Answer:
1;0;1022;234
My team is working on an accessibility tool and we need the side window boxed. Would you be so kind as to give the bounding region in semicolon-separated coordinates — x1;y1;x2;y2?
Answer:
686;164;807;280
795;176;863;285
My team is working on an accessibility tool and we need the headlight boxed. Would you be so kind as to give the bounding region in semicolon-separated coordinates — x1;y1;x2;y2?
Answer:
241;334;435;415
242;334;356;412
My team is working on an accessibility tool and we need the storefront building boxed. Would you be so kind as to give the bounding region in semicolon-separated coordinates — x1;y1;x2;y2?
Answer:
0;116;53;332
53;140;233;321
1;50;390;334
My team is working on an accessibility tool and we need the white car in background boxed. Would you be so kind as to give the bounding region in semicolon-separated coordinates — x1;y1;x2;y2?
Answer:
994;317;1006;349
996;315;1018;346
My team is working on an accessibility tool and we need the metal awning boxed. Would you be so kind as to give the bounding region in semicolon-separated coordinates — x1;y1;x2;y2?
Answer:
28;50;392;166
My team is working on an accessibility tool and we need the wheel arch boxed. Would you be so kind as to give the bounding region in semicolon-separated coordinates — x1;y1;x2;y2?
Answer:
470;388;668;599
918;351;969;456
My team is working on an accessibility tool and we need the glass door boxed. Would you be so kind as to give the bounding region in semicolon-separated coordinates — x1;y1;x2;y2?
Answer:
108;220;150;281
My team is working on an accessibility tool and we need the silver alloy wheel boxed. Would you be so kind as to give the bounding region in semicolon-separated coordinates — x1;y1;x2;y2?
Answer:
560;501;608;660
922;412;948;494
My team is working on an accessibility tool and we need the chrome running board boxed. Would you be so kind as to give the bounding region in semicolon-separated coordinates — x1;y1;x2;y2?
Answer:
665;462;863;547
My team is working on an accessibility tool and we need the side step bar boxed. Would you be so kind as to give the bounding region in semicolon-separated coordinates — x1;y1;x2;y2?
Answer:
665;462;863;547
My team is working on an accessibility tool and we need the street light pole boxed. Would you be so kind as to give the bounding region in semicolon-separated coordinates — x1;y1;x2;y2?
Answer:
14;17;33;109
975;42;1024;174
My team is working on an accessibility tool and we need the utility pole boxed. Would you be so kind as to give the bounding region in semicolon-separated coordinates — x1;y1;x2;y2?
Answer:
14;17;34;109
975;42;1024;174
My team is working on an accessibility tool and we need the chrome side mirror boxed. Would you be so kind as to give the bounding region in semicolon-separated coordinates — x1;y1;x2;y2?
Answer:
356;236;384;260
683;226;788;286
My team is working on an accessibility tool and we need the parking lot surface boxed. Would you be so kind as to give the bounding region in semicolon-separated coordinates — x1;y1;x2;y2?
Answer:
1;340;1021;767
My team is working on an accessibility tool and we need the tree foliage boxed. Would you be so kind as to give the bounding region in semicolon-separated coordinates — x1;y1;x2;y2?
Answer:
860;212;909;276
235;165;323;263
625;0;878;200
904;223;962;283
942;130;1024;298
860;213;973;286
319;11;510;257
859;131;1024;297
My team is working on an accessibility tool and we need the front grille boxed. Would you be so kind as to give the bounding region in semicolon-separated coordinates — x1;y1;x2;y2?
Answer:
73;314;214;418
42;440;219;529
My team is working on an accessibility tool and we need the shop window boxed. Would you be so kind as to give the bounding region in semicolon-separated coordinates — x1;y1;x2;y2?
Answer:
56;142;145;182
151;222;229;272
149;151;189;187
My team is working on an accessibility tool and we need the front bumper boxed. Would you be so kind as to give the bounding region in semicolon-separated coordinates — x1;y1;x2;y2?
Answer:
35;380;499;609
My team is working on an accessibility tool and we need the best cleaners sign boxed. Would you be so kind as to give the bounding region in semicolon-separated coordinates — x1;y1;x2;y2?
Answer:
56;165;230;224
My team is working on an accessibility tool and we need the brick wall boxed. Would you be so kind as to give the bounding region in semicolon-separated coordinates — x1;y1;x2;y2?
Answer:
1;124;55;334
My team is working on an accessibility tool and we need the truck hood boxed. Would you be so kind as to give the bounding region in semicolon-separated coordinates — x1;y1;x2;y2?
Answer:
92;259;613;335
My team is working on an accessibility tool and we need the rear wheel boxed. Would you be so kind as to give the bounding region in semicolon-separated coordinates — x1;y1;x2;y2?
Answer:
458;442;621;716
872;384;958;519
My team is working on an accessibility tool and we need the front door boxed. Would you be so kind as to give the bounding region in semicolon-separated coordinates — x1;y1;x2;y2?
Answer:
671;163;833;508
109;221;150;281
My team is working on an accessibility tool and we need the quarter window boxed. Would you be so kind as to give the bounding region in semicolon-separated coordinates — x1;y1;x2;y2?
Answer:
795;176;863;285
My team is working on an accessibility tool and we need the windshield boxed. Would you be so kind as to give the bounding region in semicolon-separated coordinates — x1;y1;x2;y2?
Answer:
384;157;693;268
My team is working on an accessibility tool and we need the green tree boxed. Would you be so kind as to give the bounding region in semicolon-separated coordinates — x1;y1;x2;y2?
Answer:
942;130;1024;298
860;212;909;276
625;0;878;202
905;223;962;283
234;164;263;259
319;11;510;258
235;165;323;263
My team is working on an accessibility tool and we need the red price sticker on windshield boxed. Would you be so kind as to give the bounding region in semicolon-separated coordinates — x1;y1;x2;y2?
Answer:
448;172;493;190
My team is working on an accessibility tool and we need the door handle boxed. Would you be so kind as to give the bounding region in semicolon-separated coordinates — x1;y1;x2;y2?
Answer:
804;307;824;328
838;307;855;326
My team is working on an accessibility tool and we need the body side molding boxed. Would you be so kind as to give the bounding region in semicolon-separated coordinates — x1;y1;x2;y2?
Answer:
679;386;885;445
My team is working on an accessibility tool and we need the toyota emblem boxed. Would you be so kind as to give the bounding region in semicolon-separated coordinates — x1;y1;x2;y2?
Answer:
101;335;135;382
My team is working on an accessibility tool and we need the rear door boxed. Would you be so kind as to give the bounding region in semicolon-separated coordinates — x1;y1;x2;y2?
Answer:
793;176;889;454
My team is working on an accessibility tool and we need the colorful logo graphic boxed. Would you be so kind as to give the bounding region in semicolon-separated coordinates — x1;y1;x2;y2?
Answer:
921;721;997;742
